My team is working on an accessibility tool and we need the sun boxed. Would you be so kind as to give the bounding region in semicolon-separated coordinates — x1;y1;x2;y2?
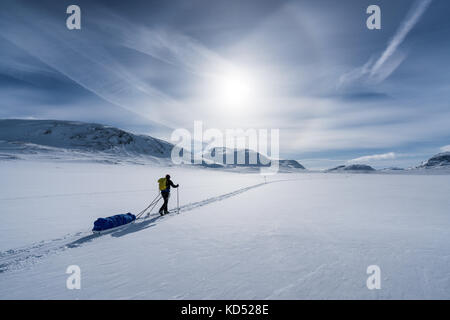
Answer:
213;67;256;109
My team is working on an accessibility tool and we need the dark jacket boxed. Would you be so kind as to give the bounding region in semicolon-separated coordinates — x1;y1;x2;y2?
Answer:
163;178;178;193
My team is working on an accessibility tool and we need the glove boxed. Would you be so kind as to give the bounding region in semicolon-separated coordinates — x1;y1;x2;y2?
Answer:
176;184;180;187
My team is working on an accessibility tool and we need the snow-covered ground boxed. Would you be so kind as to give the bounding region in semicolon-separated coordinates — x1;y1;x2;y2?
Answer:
1;159;450;299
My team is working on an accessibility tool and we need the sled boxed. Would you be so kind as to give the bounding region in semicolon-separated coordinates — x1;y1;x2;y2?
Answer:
92;213;136;234
92;220;136;234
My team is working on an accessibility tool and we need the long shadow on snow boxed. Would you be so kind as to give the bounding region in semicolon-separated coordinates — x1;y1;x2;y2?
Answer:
110;216;159;238
66;233;101;248
65;218;158;246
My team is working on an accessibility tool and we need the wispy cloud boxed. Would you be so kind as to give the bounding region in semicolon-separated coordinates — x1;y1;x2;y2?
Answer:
440;145;450;152
0;2;244;132
348;152;396;164
340;0;432;86
0;3;189;132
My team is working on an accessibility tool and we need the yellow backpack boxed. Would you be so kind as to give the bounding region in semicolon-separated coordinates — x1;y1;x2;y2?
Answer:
158;178;167;191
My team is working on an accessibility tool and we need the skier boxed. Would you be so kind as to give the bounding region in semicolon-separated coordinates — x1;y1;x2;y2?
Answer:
158;174;179;216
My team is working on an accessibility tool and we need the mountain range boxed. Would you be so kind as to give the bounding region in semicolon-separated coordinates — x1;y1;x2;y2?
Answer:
1;119;449;171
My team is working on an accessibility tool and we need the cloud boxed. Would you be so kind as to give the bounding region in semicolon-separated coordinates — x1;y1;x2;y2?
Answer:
340;0;432;86
332;91;392;101
348;152;396;164
0;15;171;120
370;0;432;76
440;145;450;152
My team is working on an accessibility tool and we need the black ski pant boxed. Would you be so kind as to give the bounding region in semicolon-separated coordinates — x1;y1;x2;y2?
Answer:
159;191;170;213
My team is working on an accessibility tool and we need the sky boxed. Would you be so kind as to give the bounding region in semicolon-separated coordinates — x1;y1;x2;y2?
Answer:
0;0;449;169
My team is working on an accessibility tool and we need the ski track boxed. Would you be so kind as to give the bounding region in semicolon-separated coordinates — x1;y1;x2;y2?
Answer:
0;181;273;274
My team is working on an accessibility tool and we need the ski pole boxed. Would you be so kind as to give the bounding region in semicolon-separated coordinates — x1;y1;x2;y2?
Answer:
136;192;160;218
177;187;180;214
147;195;162;217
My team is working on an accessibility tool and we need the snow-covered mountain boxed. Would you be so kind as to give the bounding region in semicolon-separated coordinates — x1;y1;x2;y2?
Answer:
327;164;376;172
418;152;450;168
201;147;305;170
0;120;306;169
278;159;305;169
0;119;174;159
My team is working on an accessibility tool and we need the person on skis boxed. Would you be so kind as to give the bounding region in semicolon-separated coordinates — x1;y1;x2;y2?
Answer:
158;174;179;216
